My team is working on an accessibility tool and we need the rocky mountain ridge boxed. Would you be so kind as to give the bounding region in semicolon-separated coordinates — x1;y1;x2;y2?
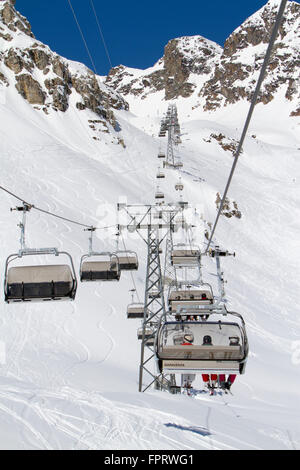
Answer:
106;0;300;117
0;0;299;131
201;0;300;114
105;35;222;102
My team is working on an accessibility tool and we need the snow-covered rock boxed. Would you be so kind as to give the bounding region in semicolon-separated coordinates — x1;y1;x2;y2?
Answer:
106;35;222;103
201;0;300;115
0;0;128;133
106;0;300;118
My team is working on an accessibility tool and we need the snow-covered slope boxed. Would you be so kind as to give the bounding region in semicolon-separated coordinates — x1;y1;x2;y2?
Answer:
0;0;300;450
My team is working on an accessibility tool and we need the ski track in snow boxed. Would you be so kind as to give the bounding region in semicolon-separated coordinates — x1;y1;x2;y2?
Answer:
0;84;299;449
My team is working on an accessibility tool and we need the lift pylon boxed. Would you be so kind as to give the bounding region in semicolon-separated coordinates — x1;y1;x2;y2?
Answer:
138;226;167;392
118;202;187;392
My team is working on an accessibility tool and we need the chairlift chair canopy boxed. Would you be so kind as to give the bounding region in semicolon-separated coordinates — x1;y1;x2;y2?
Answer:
127;303;145;319
156;170;165;179
149;288;161;299
137;326;155;345
116;251;138;271
156;315;248;374
155;190;165;200
175;181;184;191
168;286;214;314
171;244;201;266
4;250;77;303
80;252;120;282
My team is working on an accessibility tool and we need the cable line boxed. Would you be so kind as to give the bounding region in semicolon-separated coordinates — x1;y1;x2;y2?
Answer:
89;0;113;70
67;0;98;74
0;184;117;231
204;0;288;254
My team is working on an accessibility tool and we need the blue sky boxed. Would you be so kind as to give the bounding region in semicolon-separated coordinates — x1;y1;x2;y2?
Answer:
15;0;287;75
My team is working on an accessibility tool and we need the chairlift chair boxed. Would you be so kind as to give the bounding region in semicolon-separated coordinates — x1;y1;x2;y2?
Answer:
156;313;248;375
115;250;139;271
171;244;201;266
168;284;214;315
149;287;161;299
158;151;165;159
80;228;121;282
155;187;165;200
5;204;77;303
137;326;155;346
80;252;120;282
175;178;184;191
127;303;145;319
156;170;165;179
4;248;77;303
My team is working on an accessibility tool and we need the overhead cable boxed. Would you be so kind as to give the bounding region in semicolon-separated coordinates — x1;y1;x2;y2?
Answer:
204;0;288;254
89;0;113;70
0;184;116;231
67;0;98;74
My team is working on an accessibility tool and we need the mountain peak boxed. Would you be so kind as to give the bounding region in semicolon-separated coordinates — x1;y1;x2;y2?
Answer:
0;0;34;38
105;34;222;104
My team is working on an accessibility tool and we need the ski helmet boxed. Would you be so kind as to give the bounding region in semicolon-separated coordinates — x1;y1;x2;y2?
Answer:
203;335;212;345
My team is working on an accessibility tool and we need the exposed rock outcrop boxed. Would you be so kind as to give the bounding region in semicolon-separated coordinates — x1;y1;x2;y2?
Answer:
164;36;222;100
201;0;300;115
204;133;242;156
105;36;222;102
106;1;299;117
215;193;242;219
0;0;34;37
15;74;45;105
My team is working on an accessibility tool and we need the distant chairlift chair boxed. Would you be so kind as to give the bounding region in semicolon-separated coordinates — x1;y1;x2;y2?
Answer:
127;289;144;319
80;228;121;282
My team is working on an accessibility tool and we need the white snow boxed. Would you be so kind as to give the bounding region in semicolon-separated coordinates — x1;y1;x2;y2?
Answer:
0;0;300;451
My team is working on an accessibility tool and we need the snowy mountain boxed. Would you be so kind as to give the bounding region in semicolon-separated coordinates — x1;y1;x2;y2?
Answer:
0;0;300;450
202;0;300;113
106;35;222;102
0;0;128;139
106;0;300;117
